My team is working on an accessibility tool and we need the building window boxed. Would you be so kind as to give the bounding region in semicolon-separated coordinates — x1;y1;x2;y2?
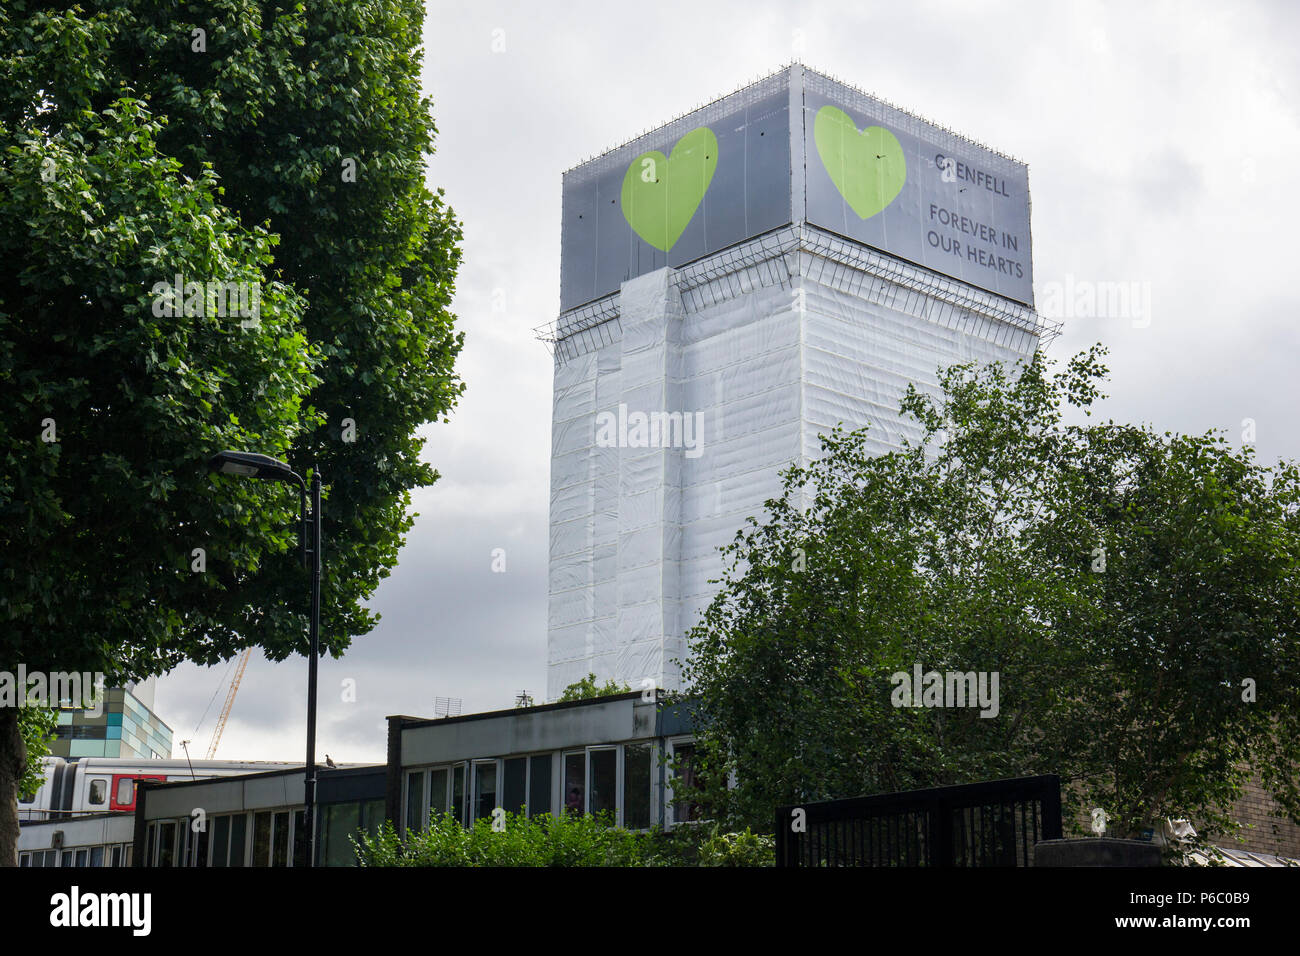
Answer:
410;755;569;827
189;820;209;867
320;798;387;867
451;764;466;826
405;770;426;833
529;755;552;818
428;768;449;820
228;814;247;867
293;809;307;867
563;752;585;816
272;811;290;867
623;743;653;830
211;815;230;868
157;821;178;867
588;748;617;820
321;803;360;867
473;761;498;822
361;798;385;836
502;757;527;815
89;846;104;867
252;811;272;867
670;741;701;824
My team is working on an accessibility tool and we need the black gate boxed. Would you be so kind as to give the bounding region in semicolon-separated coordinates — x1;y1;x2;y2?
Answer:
774;774;1061;867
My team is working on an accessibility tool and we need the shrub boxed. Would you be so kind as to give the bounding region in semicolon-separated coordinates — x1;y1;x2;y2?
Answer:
355;810;652;867
697;828;776;866
353;811;776;867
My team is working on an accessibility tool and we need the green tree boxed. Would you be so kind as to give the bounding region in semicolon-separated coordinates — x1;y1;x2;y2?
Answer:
678;346;1300;854
0;1;463;863
556;673;632;703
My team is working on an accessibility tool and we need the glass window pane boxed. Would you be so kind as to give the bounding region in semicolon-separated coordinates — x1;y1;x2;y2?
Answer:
406;771;425;832
75;849;88;867
451;765;465;826
212;815;230;868
190;823;208;868
88;779;107;805
428;769;449;820
672;743;699;823
350;797;386;864
157;822;175;868
529;755;551;818
322;803;357;867
623;744;652;830
503;758;527;815
589;749;617;820
272;811;289;867
474;762;497;822
229;814;247;867
61;850;72;867
90;846;104;867
293;809;307;867
563;752;585;816
362;798;386;836
253;811;272;867
117;778;134;805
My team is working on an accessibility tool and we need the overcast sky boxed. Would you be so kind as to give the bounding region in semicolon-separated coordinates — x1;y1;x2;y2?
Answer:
155;0;1300;765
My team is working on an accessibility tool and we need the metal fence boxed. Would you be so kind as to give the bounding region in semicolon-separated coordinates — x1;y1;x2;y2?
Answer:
775;775;1061;867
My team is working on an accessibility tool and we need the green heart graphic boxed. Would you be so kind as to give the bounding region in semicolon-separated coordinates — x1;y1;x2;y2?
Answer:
620;126;718;252
813;105;906;219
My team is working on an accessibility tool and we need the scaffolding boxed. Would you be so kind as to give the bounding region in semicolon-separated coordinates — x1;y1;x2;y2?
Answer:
536;222;1060;365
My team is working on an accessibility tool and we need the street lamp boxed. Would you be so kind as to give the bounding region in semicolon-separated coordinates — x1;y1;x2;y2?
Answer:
207;450;322;868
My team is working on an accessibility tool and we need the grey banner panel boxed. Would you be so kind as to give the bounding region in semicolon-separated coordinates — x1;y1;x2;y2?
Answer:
802;71;1034;305
560;66;1034;311
561;75;792;311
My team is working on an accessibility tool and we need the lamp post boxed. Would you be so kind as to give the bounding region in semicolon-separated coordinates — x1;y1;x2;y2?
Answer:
207;450;321;868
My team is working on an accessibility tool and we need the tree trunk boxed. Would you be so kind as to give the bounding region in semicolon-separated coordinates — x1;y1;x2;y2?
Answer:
0;706;25;867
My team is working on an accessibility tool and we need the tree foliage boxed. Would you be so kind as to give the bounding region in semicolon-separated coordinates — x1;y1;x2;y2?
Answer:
0;0;463;862
678;346;1300;850
18;707;55;800
556;673;632;703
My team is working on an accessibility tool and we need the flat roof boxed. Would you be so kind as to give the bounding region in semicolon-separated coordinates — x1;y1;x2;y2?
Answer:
392;690;644;732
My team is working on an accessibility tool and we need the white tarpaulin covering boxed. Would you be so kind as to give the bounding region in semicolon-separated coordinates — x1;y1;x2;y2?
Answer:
546;226;1041;700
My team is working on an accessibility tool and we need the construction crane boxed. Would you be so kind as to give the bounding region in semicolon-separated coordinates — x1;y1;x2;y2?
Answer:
206;647;252;759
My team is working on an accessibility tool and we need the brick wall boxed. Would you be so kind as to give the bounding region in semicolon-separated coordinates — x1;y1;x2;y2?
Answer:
1218;774;1300;859
1061;775;1300;860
